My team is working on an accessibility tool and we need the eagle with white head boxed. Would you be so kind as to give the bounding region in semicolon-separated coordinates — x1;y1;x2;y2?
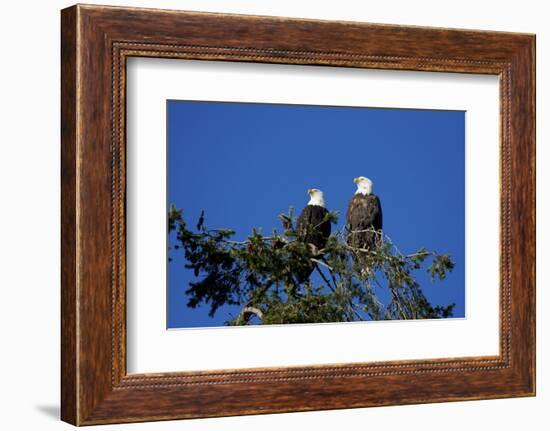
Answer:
294;188;332;283
296;188;331;251
346;177;383;252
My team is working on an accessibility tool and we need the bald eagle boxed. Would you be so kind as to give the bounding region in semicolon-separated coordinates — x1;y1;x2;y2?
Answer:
295;188;331;282
297;189;331;250
346;177;383;254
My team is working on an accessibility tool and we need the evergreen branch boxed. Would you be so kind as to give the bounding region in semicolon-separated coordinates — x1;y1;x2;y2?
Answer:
168;205;456;325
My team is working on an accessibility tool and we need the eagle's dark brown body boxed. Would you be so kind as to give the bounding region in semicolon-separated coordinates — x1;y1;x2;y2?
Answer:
346;193;383;250
296;205;331;250
295;204;331;283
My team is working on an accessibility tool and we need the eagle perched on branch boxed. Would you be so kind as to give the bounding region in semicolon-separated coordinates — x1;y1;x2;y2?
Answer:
346;176;383;255
295;188;331;283
296;188;331;250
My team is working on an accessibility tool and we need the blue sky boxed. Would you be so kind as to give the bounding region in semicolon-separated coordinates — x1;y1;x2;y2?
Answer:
167;100;465;329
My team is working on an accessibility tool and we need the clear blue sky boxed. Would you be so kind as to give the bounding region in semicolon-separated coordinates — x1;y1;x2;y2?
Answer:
167;100;465;328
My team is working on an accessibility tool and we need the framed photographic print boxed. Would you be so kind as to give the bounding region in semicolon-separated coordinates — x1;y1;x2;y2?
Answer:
61;4;535;425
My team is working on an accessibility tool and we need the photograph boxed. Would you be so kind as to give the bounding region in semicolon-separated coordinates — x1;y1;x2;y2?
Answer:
167;100;466;328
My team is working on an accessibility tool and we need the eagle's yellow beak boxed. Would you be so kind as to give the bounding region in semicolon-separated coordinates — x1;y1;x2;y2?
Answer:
353;177;360;184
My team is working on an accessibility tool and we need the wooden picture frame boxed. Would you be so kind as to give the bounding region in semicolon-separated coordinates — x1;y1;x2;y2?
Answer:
61;4;535;425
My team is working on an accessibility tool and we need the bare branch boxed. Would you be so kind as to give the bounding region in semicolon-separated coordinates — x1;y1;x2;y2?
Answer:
236;306;264;324
314;264;337;293
222;236;286;246
311;258;333;271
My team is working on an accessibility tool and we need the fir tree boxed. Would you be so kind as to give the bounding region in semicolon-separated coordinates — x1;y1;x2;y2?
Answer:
168;204;455;325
